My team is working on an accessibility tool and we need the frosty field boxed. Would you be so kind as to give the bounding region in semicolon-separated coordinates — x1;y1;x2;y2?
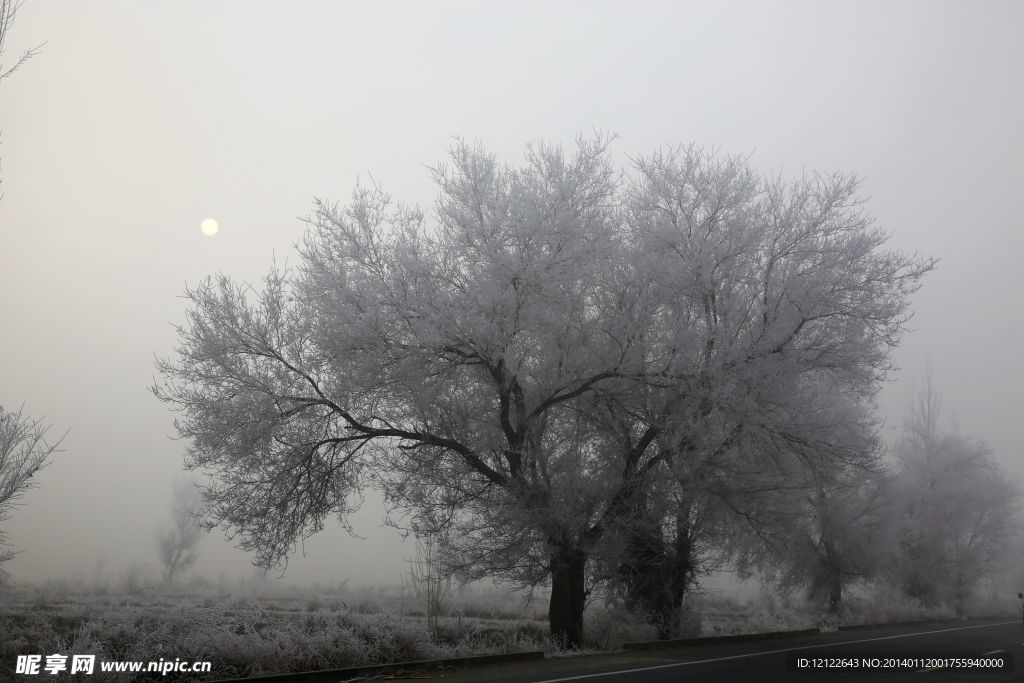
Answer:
4;575;1003;682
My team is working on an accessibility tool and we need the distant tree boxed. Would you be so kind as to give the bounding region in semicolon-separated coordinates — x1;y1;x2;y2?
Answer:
788;468;891;616
153;137;933;646
738;456;892;617
0;405;62;581
119;559;152;595
890;374;1020;615
772;388;892;614
653;381;893;625
409;530;452;635
157;477;204;584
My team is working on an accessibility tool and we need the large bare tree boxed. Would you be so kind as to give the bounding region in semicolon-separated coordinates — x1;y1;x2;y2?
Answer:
153;137;932;646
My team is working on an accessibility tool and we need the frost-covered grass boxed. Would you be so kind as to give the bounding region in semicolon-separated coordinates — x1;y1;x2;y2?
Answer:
3;577;1009;681
0;579;550;681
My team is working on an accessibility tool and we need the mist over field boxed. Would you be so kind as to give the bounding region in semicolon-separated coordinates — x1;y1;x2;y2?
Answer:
1;0;1022;678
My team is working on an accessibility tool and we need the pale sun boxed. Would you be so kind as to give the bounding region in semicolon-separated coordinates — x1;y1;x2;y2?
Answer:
200;218;219;237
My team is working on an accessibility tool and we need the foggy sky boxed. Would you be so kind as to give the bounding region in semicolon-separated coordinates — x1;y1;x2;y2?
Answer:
1;0;1021;587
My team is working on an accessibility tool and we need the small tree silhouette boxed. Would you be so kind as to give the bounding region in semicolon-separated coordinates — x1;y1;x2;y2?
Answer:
157;477;204;584
410;531;451;635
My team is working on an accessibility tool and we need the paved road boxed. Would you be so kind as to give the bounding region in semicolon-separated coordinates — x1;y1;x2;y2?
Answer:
424;619;1024;683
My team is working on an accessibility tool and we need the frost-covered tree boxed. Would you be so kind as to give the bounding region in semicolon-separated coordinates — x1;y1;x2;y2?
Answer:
639;381;892;625
0;0;64;566
579;146;932;635
0;406;62;581
0;0;44;200
0;0;40;82
890;375;1019;615
600;471;724;638
726;404;892;617
157;477;204;584
785;467;890;615
155;136;639;646
153;137;932;646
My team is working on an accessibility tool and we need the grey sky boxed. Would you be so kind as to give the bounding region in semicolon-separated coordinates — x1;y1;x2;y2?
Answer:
1;0;1021;586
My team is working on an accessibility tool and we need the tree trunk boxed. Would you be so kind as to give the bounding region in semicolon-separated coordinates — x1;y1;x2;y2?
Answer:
651;520;695;638
827;573;842;615
668;518;695;635
618;501;700;643
954;571;965;617
549;543;587;649
621;505;696;640
823;538;842;615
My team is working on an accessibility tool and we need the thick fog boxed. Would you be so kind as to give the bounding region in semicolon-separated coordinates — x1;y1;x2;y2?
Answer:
1;0;1020;587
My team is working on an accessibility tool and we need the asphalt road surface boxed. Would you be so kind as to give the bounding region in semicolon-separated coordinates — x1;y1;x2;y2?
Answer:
424;619;1024;683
